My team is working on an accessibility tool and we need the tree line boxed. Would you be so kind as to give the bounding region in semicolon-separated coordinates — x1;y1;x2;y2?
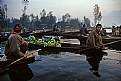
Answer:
1;9;91;32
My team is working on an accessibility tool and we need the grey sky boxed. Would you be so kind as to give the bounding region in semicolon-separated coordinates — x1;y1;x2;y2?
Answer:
2;0;121;26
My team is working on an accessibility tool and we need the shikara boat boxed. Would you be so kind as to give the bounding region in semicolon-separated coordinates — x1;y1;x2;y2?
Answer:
0;36;8;42
0;31;32;42
1;30;121;50
29;31;121;44
0;53;35;76
28;33;121;52
102;35;121;43
28;42;105;54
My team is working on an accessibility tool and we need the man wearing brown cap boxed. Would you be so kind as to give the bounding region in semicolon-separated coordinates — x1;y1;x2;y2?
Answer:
5;24;27;59
4;24;33;81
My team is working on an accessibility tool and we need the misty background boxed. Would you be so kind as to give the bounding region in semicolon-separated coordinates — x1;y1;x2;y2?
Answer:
1;0;121;27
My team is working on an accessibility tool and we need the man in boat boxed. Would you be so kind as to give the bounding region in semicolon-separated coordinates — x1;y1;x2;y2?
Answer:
5;24;27;59
4;24;33;81
112;26;115;35
86;24;104;49
80;24;89;36
80;24;89;46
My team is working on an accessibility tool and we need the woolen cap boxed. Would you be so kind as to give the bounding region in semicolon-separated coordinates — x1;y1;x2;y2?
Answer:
13;24;22;31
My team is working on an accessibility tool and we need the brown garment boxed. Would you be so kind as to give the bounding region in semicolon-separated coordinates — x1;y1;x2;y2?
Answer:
86;30;103;47
5;34;27;59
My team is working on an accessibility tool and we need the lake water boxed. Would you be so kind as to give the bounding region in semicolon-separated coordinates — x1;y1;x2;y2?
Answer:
0;40;121;81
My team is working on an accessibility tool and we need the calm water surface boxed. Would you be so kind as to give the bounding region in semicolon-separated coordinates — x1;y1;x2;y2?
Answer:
0;40;121;81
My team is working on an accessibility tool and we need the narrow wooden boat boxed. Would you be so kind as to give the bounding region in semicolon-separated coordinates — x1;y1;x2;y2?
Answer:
30;31;121;44
0;36;8;42
1;30;121;50
0;53;35;76
28;43;104;53
0;31;32;42
20;31;32;37
102;35;121;43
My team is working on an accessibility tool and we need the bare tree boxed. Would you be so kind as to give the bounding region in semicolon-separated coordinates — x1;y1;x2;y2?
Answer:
22;0;29;16
93;4;102;26
40;9;46;17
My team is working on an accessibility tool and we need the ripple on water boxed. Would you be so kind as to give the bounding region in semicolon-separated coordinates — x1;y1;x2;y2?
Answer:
0;41;121;81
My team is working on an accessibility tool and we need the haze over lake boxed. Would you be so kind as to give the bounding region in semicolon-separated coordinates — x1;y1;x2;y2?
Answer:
1;0;121;26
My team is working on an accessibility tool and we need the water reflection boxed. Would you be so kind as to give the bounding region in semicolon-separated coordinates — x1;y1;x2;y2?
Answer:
8;64;33;81
38;49;108;78
85;51;107;77
0;42;34;81
37;47;109;78
1;41;121;81
7;42;35;81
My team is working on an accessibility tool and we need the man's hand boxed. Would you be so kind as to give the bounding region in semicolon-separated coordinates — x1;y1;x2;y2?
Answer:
20;53;28;58
94;44;105;49
94;45;101;49
22;39;28;44
23;54;28;58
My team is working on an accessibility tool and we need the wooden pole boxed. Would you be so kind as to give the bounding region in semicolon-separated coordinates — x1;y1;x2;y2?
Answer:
79;40;121;52
0;49;41;74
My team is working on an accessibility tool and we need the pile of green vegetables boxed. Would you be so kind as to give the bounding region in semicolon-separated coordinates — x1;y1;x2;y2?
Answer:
23;35;61;47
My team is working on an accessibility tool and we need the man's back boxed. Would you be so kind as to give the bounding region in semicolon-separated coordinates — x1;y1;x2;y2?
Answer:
5;34;23;59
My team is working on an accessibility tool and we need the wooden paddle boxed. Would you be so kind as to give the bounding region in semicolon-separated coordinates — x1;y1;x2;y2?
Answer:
79;40;121;52
0;49;41;75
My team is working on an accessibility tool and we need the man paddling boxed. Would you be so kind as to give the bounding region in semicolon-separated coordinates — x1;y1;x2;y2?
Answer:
4;24;33;81
5;24;28;59
86;24;104;49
